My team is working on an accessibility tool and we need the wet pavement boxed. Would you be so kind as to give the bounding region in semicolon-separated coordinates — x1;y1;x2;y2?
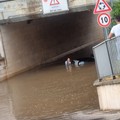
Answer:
46;110;120;120
0;81;15;120
0;62;120;120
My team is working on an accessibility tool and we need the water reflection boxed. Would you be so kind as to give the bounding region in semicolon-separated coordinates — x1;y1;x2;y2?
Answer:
6;62;98;119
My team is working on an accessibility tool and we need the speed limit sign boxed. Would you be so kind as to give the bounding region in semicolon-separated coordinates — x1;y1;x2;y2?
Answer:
97;13;111;27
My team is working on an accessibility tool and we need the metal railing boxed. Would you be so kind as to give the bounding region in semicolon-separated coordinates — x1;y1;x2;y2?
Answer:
93;36;120;81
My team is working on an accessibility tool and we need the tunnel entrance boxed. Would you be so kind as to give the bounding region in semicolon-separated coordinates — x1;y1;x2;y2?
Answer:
0;10;104;78
0;10;104;120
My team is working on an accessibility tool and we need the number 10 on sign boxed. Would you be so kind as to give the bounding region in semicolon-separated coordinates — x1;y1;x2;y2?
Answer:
97;13;111;27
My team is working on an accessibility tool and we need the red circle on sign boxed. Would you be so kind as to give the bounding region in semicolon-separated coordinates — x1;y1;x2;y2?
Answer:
97;13;111;27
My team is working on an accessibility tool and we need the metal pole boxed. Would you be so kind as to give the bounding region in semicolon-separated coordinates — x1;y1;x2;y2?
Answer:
102;0;113;40
110;0;113;6
106;40;116;79
103;28;108;40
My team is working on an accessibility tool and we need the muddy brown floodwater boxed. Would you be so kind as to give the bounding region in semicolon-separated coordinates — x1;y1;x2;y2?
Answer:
0;62;99;120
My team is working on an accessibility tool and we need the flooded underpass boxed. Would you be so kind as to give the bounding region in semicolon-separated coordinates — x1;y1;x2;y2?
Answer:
0;62;99;120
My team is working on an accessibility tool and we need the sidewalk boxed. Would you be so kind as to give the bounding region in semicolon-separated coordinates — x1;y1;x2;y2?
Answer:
0;81;15;120
47;110;120;120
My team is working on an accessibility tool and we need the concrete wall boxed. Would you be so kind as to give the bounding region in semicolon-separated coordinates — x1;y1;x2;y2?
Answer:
0;11;104;78
97;82;120;110
0;0;111;20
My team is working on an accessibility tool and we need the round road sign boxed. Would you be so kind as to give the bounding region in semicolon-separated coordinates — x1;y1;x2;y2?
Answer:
97;13;111;27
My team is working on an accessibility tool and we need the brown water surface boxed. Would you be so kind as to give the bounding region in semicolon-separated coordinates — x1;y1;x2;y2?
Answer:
5;62;99;119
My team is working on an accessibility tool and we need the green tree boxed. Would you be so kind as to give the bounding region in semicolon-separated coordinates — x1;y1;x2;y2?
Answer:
108;0;120;33
111;0;120;19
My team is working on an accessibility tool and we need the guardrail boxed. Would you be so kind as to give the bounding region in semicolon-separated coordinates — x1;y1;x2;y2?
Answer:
93;36;120;81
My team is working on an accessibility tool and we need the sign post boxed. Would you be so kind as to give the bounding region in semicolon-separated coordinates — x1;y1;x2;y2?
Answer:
93;0;112;14
97;13;111;27
42;0;69;14
93;0;112;38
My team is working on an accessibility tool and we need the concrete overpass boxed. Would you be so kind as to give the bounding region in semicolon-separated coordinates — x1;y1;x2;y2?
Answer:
0;0;110;80
0;0;110;24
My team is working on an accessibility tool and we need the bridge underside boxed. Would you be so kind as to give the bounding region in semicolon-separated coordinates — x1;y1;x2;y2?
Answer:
0;0;111;24
0;4;94;24
0;10;104;80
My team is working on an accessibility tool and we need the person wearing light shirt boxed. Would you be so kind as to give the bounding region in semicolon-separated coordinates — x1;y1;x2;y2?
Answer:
108;16;120;39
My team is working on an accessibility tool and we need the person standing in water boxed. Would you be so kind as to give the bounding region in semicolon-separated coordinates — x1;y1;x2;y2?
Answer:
65;58;72;72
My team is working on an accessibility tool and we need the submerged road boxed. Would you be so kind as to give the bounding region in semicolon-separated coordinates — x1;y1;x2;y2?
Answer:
1;62;120;120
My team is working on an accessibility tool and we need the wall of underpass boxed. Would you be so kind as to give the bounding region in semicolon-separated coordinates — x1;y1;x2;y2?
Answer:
0;11;104;79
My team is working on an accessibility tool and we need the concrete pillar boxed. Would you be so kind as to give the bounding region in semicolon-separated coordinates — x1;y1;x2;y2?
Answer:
94;79;120;110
